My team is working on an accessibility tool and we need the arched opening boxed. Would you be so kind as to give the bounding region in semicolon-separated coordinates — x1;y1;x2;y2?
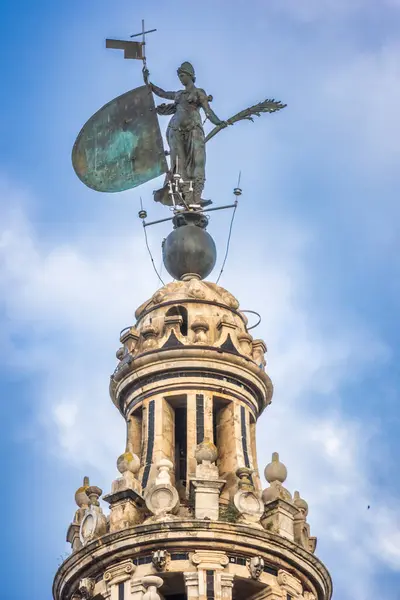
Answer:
165;305;188;336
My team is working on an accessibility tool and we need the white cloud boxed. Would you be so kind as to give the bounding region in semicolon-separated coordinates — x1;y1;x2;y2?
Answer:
270;0;400;22
320;41;400;172
0;177;397;599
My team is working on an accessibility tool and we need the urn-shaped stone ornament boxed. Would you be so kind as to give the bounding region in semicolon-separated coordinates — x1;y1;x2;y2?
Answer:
79;486;108;545
144;459;180;518
233;467;264;525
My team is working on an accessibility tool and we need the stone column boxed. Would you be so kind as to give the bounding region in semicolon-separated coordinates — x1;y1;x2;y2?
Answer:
191;550;229;600
140;399;153;488
184;572;200;599
130;580;146;600
104;560;135;600
217;403;240;500
204;392;214;441
127;413;142;458
277;570;303;599
187;392;198;480
218;401;257;500
140;396;175;490
154;397;175;465
220;573;234;599
249;419;262;491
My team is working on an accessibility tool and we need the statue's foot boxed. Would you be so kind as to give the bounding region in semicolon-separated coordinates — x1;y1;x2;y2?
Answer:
199;199;213;207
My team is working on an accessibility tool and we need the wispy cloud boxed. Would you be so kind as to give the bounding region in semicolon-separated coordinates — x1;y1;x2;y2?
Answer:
2;1;400;597
0;176;396;599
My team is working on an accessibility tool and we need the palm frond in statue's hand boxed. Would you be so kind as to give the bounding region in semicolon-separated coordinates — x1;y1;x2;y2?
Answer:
205;99;287;143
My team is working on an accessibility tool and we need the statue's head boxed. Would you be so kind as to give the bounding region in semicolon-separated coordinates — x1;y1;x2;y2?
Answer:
177;61;196;84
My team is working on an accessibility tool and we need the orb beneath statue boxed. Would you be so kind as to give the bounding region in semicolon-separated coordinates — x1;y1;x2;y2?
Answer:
162;211;217;281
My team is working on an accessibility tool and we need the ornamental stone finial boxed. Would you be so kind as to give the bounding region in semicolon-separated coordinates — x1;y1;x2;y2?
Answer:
79;483;108;545
294;490;309;516
155;458;174;485
233;467;264;526
195;439;218;464
74;477;90;508
67;477;92;552
293;491;317;553
262;453;292;505
117;449;140;477
264;452;287;484
86;485;102;507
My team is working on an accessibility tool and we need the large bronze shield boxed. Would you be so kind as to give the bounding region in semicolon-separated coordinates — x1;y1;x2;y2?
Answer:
72;85;168;193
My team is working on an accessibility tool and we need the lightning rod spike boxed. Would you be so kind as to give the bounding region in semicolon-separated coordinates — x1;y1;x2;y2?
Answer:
234;170;242;197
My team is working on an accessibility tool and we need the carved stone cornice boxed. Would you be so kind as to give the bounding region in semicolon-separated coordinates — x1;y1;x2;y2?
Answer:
53;520;332;600
111;348;272;417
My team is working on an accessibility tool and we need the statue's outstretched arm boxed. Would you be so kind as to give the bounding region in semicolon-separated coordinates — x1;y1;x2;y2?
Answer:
142;67;175;100
149;83;176;100
198;89;225;126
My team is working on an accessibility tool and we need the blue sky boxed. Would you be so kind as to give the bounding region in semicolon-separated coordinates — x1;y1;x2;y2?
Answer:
1;0;400;598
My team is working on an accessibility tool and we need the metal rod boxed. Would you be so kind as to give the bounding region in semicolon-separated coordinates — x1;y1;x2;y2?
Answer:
202;203;237;213
130;28;157;38
143;203;237;228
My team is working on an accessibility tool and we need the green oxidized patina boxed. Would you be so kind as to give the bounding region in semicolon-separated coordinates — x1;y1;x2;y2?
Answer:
72;85;167;193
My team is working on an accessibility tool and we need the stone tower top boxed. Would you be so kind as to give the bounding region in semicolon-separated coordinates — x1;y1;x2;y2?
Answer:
111;277;272;422
56;277;332;600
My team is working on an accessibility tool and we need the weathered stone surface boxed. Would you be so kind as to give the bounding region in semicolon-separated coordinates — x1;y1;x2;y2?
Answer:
58;280;330;600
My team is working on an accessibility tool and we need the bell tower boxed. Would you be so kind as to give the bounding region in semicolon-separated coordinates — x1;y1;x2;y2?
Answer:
55;271;332;600
55;24;332;600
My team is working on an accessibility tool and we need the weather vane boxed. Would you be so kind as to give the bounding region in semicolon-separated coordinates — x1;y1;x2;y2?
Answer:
71;22;286;280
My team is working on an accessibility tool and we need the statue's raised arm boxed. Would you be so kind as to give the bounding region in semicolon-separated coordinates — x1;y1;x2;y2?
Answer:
143;67;176;100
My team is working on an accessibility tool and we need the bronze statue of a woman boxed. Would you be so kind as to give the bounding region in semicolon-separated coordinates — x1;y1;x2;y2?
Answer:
72;38;286;200
143;61;226;206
